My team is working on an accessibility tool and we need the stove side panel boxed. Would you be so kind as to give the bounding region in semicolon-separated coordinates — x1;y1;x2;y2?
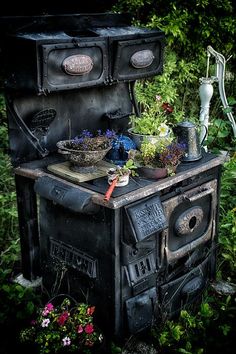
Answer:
39;198;121;336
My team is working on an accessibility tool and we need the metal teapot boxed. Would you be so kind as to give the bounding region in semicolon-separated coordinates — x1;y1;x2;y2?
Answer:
173;121;207;162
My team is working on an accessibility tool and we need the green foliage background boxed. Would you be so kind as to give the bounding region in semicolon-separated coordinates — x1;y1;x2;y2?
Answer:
0;1;236;352
114;0;236;152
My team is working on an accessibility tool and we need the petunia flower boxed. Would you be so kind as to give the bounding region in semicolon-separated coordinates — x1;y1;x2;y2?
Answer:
85;323;94;334
41;318;50;327
87;306;95;316
62;336;71;346
77;325;83;333
57;311;69;326
42;303;54;316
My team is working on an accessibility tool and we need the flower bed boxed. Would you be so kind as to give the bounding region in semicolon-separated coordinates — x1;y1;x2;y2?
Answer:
19;296;103;353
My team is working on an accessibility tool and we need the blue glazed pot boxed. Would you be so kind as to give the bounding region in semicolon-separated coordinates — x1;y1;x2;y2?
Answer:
106;134;136;166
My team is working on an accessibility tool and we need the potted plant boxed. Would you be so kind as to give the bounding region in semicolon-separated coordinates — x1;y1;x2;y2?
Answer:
57;129;116;172
107;159;138;186
129;140;186;179
19;295;104;354
104;159;138;201
128;95;175;149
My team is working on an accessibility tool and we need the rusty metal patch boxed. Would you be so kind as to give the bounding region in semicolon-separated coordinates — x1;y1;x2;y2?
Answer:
130;49;154;69
62;54;93;75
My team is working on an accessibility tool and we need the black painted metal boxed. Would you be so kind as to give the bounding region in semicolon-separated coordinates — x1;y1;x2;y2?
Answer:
1;16;164;93
35;164;220;337
15;175;41;280
0;13;223;341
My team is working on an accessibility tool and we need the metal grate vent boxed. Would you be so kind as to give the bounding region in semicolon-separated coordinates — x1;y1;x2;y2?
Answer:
126;252;156;285
50;238;97;279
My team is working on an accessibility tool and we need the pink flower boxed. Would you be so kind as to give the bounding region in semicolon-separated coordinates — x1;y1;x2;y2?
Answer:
46;303;54;311
42;303;54;316
85;323;94;334
86;306;95;316
57;311;69;326
42;309;49;316
77;325;83;333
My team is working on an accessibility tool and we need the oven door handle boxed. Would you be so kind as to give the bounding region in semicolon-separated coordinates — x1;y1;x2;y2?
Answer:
184;187;214;202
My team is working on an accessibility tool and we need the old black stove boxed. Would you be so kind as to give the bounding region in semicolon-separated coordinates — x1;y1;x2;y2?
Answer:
1;13;224;339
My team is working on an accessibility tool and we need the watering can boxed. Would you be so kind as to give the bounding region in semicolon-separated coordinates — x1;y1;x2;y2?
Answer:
174;121;207;162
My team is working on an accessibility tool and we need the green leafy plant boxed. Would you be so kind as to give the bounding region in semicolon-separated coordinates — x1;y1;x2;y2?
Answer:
19;296;103;354
151;302;216;354
217;154;236;279
0;239;38;325
130;95;175;136
117;159;138;177
129;140;186;175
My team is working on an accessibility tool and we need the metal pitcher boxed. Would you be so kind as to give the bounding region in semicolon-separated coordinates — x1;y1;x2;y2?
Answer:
174;121;207;162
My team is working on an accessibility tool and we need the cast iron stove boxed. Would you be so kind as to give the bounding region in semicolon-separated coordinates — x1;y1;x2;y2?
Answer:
0;13;224;339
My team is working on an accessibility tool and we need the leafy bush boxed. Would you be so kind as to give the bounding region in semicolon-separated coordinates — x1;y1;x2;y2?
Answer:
150;295;236;354
217;154;236;280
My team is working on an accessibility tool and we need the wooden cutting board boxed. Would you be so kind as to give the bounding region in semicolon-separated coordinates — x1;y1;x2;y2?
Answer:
47;160;115;183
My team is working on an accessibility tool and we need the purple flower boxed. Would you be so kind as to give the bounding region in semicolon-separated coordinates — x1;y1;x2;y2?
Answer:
105;129;116;139
81;129;93;138
73;136;84;144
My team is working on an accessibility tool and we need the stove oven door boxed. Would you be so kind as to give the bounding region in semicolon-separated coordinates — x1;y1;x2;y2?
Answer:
41;39;108;91
161;179;217;263
112;35;165;81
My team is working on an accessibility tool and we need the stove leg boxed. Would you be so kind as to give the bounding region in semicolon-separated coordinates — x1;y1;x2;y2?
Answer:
15;175;41;282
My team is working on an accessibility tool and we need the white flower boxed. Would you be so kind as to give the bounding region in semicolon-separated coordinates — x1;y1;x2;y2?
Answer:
41;318;50;327
62;336;71;346
157;123;169;137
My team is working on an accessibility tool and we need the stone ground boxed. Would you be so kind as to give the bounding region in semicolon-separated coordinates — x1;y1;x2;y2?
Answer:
122;340;158;354
121;336;159;354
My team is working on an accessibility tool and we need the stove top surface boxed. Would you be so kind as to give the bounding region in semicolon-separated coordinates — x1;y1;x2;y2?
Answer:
17;150;219;197
80;176;153;196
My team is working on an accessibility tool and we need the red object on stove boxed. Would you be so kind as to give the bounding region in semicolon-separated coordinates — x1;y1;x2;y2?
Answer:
104;177;118;201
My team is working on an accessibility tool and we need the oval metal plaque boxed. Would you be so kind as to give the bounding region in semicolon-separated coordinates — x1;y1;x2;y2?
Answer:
130;49;154;69
175;206;204;236
62;54;93;75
